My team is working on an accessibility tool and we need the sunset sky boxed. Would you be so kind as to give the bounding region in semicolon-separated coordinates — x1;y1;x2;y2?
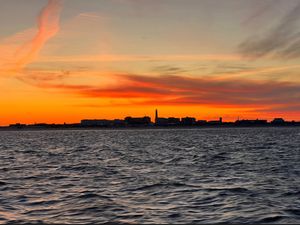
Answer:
0;0;300;125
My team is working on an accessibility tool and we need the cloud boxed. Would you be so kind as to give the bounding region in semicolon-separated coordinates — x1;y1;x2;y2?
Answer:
37;54;241;63
238;1;300;59
17;69;70;84
14;0;63;70
210;64;300;79
241;0;277;26
31;73;300;112
151;65;188;74
0;0;63;75
0;29;36;69
78;12;100;19
255;104;300;113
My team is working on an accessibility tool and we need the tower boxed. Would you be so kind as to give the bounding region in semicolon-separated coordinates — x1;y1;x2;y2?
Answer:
155;109;158;124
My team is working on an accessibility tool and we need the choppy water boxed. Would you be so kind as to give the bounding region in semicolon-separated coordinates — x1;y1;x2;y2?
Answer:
0;128;299;224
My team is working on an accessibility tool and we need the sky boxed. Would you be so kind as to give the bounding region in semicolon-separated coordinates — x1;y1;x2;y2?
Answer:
0;0;300;125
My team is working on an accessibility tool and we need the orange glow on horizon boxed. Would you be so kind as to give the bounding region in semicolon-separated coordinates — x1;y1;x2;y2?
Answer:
0;0;299;126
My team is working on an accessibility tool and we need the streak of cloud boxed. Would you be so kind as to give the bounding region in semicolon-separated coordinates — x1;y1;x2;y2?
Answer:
238;1;300;59
14;0;63;70
241;0;277;26
254;104;300;113
79;12;100;19
37;54;242;63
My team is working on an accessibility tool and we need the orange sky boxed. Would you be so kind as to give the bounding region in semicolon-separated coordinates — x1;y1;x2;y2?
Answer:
0;0;300;125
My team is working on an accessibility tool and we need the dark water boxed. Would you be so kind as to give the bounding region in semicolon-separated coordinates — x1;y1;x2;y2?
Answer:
0;128;299;224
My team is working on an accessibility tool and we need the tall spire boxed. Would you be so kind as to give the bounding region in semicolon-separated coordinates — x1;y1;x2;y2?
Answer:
155;109;158;124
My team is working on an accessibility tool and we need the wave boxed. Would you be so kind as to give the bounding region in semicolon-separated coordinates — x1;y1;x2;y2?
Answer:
256;215;286;223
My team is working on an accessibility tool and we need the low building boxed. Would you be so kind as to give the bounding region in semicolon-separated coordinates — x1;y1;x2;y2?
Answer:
167;117;181;125
196;120;207;125
9;123;27;129
235;119;268;126
208;117;223;125
181;117;196;125
113;119;126;127
124;116;151;126
156;117;180;126
271;118;285;125
156;117;169;126
155;109;180;126
81;119;113;127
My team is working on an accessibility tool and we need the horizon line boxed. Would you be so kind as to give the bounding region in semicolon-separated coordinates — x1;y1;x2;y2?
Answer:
2;116;300;127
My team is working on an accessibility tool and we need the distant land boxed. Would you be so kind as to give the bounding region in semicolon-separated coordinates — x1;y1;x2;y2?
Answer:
1;110;299;130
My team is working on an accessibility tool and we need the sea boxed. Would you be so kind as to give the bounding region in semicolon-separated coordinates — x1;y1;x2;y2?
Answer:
0;127;299;224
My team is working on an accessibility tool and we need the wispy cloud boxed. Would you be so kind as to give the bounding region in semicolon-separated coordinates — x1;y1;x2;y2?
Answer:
255;104;300;113
79;12;101;19
209;64;300;79
241;0;277;26
151;65;188;75
0;0;63;75
17;69;70;84
15;0;63;70
37;54;242;63
238;1;300;59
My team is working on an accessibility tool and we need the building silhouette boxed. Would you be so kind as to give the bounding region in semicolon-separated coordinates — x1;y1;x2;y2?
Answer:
208;117;223;125
155;109;158;124
181;117;196;125
125;116;151;126
235;119;268;126
155;109;181;126
2;108;300;129
81;119;113;127
271;118;285;125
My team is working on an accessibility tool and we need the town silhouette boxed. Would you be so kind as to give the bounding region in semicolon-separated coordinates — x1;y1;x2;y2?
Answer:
1;109;300;130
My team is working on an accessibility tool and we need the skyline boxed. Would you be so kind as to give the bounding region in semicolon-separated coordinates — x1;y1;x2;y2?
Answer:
3;108;300;127
1;0;300;126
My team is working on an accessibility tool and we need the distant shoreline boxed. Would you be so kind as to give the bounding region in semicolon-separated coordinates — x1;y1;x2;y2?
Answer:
1;124;300;131
2;113;299;131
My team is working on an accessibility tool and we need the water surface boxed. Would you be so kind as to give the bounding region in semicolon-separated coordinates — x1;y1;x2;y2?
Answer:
0;128;299;224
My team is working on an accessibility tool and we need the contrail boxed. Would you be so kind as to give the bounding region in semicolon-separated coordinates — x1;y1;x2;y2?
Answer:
15;0;63;70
